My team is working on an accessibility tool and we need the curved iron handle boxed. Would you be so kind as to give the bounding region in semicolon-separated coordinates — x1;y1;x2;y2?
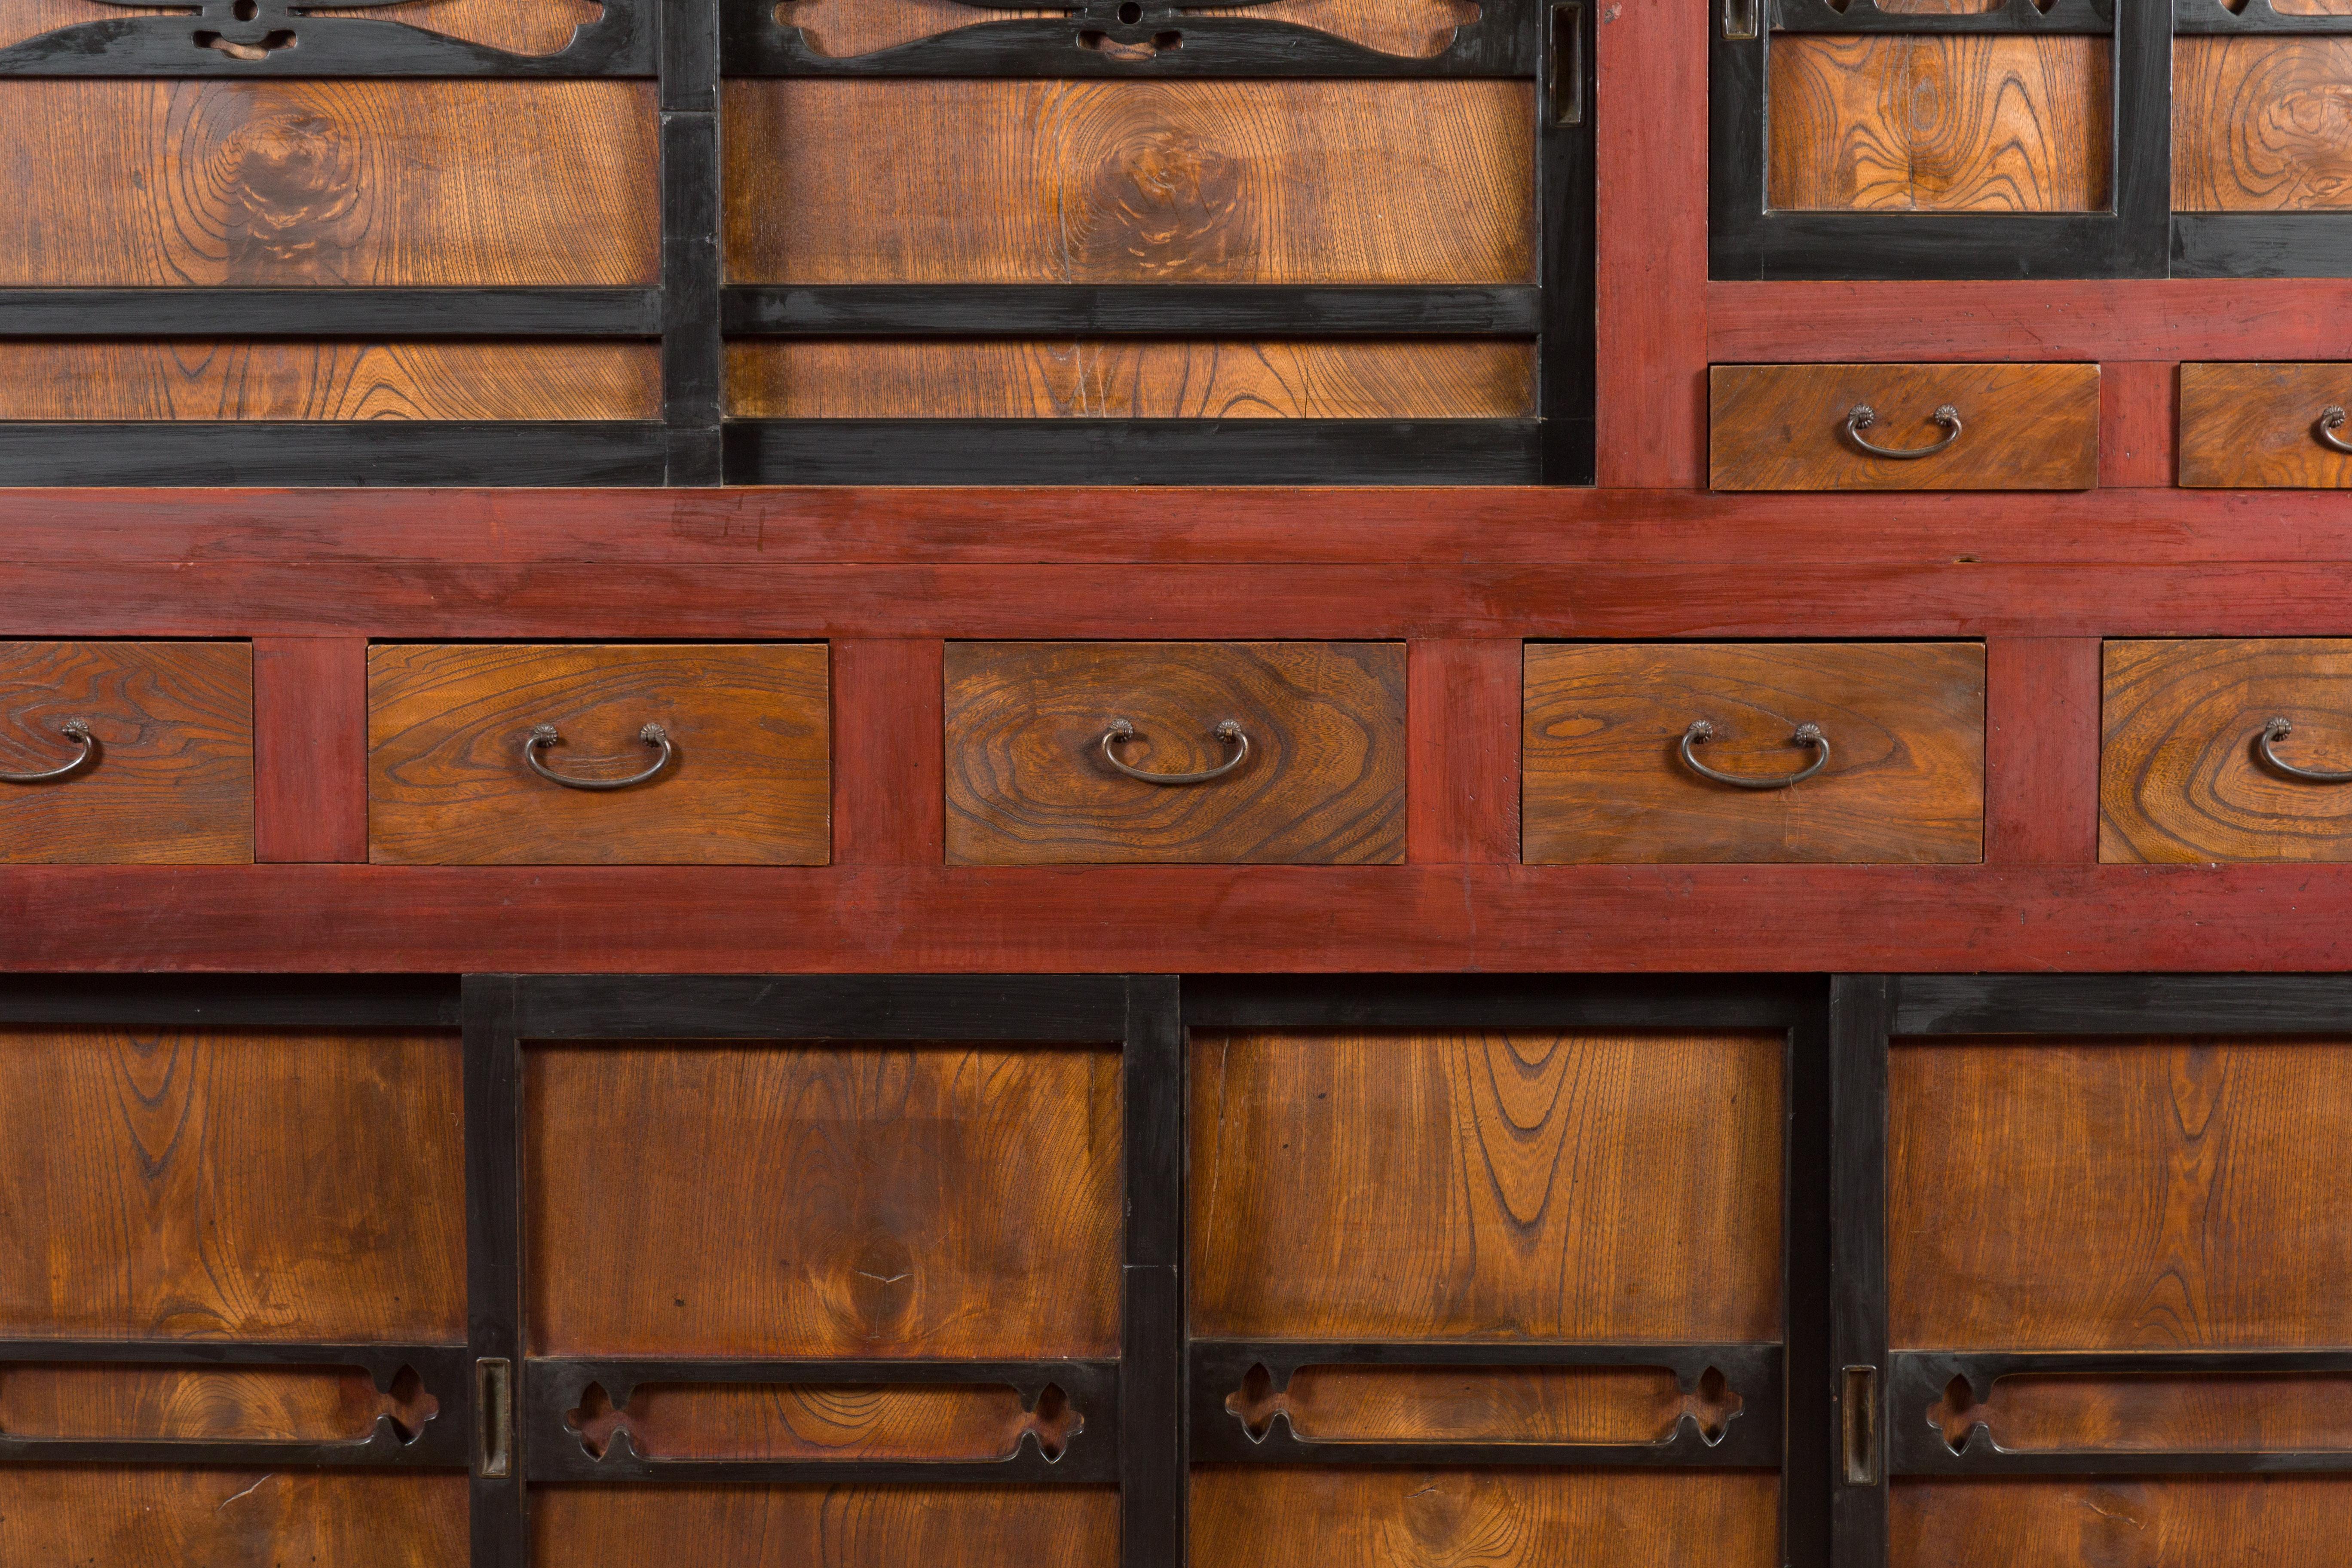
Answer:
523;722;672;791
2257;717;2352;783
1846;402;1962;460
0;718;95;784
2319;406;2352;456
1100;718;1249;785
1680;719;1830;790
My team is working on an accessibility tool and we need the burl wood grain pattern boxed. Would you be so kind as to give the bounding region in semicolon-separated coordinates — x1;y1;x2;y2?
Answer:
1888;1037;2352;1348
526;1043;1122;1358
0;1363;440;1442
775;0;1479;59
2101;638;2352;863
2175;37;2352;211
723;81;1534;284
726;341;1535;419
1189;1030;1782;1341
531;1485;1117;1568
2178;363;2352;487
1890;1477;2352;1568
563;1381;1080;1461
0;342;660;422
0;82;657;285
0;1469;467;1568
0;1026;466;1341
367;643;830;867
0;641;252;866
1522;642;1986;864
945;641;1406;866
1220;1364;1731;1444
1767;34;2110;211
1930;1371;2352;1452
1710;363;2100;490
1189;1469;1781;1568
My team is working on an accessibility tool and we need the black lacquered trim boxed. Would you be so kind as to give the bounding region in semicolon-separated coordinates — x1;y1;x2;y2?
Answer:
1182;973;1817;1030
0;423;667;487
1783;981;1835;1568
0;0;653;74
2174;215;2352;279
464;977;526;1568
1773;0;2110;31
1891;974;2352;1037
511;974;1132;1041
1830;976;1893;1568
2174;0;2352;31
722;284;1544;337
0;289;660;338
0;975;462;1028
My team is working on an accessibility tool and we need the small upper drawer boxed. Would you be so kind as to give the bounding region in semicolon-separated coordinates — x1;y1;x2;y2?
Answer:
943;641;1406;866
0;640;252;865
1523;642;1985;864
2180;364;2352;488
368;644;830;866
1710;363;2099;490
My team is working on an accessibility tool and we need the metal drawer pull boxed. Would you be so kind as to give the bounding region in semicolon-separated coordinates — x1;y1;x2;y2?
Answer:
524;722;673;791
1101;718;1250;785
2319;405;2352;456
0;718;95;784
2259;717;2352;783
1681;719;1830;789
1847;402;1962;459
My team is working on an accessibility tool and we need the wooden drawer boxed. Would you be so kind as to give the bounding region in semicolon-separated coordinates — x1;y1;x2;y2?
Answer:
2179;364;2352;487
0;640;252;864
1523;643;1985;864
367;643;830;866
1709;363;2099;490
943;641;1406;865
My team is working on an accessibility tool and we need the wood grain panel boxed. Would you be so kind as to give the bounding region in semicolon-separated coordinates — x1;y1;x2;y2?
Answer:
1522;642;1986;864
0;1026;465;1341
943;641;1406;866
1189;1029;1782;1341
2179;362;2352;487
726;341;1534;419
1891;1477;2352;1568
0;81;657;285
0;641;252;866
2175;37;2352;211
0;1469;467;1567
1769;35;2109;211
1189;1469;1781;1568
563;1381;1077;1461
2102;638;2352;863
774;0;1479;59
1930;1371;2352;1452
722;80;1534;284
0;1363;439;1442
1219;1364;1722;1444
1711;363;2100;490
337;0;604;54
526;1042;1121;1358
367;643;830;867
1888;1037;2352;1348
531;1485;1118;1568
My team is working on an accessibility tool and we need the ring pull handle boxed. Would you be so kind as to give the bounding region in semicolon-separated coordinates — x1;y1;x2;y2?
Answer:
2318;406;2352;456
0;718;96;784
1846;402;1962;460
1680;719;1831;790
2258;717;2352;783
523;722;673;791
1100;718;1250;785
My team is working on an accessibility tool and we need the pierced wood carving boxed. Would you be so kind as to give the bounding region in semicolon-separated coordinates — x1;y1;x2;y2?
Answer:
0;1362;438;1444
1931;1369;2352;1454
1223;1361;1747;1446
563;1380;1081;1461
0;0;630;70
772;0;1480;61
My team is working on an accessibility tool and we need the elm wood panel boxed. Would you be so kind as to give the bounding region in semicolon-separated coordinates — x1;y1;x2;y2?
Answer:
1709;363;2100;490
1889;1477;2352;1568
721;81;1536;285
830;640;944;867
0;343;661;423
2174;38;2352;212
775;0;1480;58
1522;642;1986;865
0;1469;468;1568
2102;637;2352;864
335;0;605;54
0;1362;438;1441
0;0;175;49
1188;1468;1782;1568
1222;1364;1715;1444
0;82;658;287
1189;1029;1782;1341
1929;1371;2352;1452
725;341;1536;420
530;1485;1118;1568
253;637;366;864
1406;638;1520;865
524;1042;1123;1358
1767;36;2110;211
0;1026;466;1341
1984;638;2100;866
366;643;830;867
1887;1037;2352;1349
2097;361;2176;489
943;641;1406;866
563;1381;1075;1461
0;641;251;867
2179;362;2352;487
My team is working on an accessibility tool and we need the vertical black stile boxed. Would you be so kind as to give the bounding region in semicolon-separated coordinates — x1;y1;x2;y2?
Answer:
2112;0;2173;277
463;975;527;1568
1783;977;1835;1568
661;0;725;485
1122;976;1186;1568
1828;975;1893;1568
1537;0;1596;484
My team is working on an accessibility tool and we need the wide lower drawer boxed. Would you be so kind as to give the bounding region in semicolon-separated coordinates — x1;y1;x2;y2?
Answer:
943;641;1406;865
366;643;830;866
1522;642;1985;864
2179;364;2352;488
1709;363;2099;491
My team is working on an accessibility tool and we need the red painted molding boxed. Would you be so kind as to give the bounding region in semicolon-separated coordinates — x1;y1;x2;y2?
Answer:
1407;640;1522;865
832;640;943;866
2098;364;2177;490
252;637;366;864
1985;639;2100;867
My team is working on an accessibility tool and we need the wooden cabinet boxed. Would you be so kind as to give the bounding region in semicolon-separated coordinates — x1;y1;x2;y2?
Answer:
1709;364;2099;490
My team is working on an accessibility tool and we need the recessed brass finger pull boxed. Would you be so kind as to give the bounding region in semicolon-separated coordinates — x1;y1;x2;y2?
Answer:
1847;402;1963;460
1680;719;1830;789
1100;718;1250;785
2257;717;2352;783
0;718;96;784
2318;406;2352;456
523;722;673;791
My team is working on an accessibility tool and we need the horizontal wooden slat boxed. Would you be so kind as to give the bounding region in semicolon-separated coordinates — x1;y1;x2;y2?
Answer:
0;1469;467;1565
0;1362;437;1442
335;0;604;54
530;1484;1118;1567
564;1381;1074;1461
1932;1370;2352;1453
1891;1477;2352;1568
1222;1363;1717;1444
774;0;1479;59
2175;37;2352;212
0;0;174;48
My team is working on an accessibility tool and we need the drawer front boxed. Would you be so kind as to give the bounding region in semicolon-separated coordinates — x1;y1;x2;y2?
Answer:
0;640;252;864
367;643;830;866
943;640;1406;865
1523;642;1985;864
1709;363;2099;490
2179;363;2352;487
